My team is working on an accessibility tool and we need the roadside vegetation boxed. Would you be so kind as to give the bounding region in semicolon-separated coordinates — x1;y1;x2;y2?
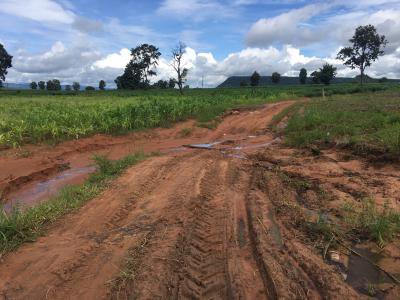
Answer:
285;88;400;157
0;152;147;254
0;83;392;148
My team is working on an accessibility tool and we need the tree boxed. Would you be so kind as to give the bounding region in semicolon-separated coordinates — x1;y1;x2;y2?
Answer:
171;42;188;95
311;64;337;85
38;81;46;90
154;79;168;89
116;44;161;90
46;79;60;90
337;25;387;85
0;44;12;85
65;85;72;91
310;71;320;84
271;72;281;84
85;86;95;91
168;78;176;89
250;71;260;87
299;68;307;84
30;82;38;90
72;82;80;91
99;80;106;90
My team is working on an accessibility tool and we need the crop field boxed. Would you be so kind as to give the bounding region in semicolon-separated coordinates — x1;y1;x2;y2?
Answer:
0;83;390;148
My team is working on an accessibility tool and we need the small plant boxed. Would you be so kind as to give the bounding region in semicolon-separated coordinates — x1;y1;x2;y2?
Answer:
179;127;193;137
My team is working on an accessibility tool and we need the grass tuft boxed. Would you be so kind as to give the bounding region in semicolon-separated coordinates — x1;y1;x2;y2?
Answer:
0;152;146;254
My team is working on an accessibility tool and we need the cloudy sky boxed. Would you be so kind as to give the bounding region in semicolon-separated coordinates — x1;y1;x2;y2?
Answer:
1;0;399;87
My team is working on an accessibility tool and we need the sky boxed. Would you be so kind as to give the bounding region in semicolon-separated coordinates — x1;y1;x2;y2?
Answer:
1;0;400;87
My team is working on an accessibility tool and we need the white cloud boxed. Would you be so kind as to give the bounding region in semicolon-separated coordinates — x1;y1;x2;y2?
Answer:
0;0;75;24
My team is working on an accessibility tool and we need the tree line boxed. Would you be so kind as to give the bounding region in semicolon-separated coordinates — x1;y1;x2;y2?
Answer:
0;25;388;91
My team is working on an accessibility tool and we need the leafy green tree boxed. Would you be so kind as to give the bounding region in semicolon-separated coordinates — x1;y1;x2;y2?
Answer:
0;43;12;85
311;64;337;85
168;78;176;89
154;80;168;89
85;86;95;91
250;71;260;87
299;68;307;84
271;72;281;84
30;82;38;90
72;82;80;91
65;85;72;91
115;44;161;90
337;25;387;85
240;80;247;87
38;81;46;90
172;42;189;95
99;80;106;90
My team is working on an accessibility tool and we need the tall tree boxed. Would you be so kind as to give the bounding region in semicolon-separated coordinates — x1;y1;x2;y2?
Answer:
250;71;260;87
72;82;80;91
116;44;161;89
337;25;387;85
38;81;46;90
99;80;106;90
0;43;12;85
271;72;281;84
171;42;188;95
30;82;38;90
299;68;307;84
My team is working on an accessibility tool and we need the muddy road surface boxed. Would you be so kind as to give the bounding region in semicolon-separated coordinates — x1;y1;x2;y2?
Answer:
1;101;399;299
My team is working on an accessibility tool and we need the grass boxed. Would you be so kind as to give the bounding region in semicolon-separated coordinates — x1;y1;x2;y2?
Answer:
0;83;394;148
342;198;400;247
285;88;400;156
0;152;147;254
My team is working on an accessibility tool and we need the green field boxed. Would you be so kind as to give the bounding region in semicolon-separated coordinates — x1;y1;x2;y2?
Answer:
0;83;394;148
284;88;400;156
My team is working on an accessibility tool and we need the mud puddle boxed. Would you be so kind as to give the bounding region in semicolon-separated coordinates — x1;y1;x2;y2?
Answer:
346;247;397;298
3;166;96;212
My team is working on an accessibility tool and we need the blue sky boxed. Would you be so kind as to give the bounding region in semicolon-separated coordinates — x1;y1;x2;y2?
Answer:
1;0;399;87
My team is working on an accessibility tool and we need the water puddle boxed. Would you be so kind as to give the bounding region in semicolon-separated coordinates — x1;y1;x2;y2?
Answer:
3;166;96;213
346;247;394;298
183;141;223;150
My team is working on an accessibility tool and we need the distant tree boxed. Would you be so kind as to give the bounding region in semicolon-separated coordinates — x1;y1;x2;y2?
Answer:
0;43;12;86
85;86;95;91
378;77;388;83
271;72;281;84
172;41;188;95
30;82;38;90
240;80;247;87
311;64;337;85
168;78;176;89
299;68;307;84
99;80;106;90
115;44;161;90
184;85;190;89
337;25;387;85
154;79;168;89
38;81;46;90
72;82;80;91
46;79;61;91
250;71;260;87
310;71;320;84
65;85;72;91
46;80;53;90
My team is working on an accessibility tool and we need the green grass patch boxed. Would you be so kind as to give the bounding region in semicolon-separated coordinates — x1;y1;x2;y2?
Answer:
0;152;147;254
285;89;400;156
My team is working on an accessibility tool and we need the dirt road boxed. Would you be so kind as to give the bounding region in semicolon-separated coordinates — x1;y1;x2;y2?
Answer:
1;101;399;299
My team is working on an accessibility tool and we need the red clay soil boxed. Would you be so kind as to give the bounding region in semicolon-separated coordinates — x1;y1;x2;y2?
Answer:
0;100;399;299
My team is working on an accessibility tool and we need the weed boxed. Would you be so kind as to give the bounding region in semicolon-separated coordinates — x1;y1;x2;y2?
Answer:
179;127;193;137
